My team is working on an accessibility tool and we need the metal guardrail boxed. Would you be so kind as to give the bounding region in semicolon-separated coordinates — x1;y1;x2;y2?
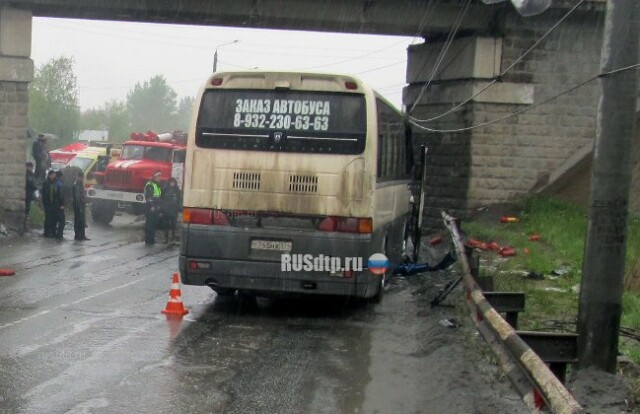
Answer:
441;211;583;414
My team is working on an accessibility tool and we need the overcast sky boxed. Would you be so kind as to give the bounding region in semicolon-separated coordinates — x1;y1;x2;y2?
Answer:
31;18;417;112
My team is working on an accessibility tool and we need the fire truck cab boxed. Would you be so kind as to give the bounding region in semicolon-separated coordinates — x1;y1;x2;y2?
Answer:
87;131;186;224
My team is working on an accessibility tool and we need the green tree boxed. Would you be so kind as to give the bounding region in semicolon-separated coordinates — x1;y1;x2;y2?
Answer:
103;100;131;143
29;56;80;146
80;107;107;131
80;100;132;143
177;96;195;131
126;75;178;133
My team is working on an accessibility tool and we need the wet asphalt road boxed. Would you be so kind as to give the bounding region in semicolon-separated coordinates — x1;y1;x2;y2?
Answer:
0;216;525;414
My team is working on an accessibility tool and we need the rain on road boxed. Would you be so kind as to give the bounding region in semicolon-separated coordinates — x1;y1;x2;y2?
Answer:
0;216;525;413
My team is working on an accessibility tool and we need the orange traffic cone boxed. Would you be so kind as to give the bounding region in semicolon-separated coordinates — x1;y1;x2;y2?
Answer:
165;314;183;342
162;273;189;316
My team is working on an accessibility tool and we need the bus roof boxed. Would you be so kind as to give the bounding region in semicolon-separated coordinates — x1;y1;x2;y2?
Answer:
205;70;403;113
205;70;373;95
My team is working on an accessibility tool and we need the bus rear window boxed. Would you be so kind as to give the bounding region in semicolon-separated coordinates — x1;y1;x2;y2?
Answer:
196;89;366;154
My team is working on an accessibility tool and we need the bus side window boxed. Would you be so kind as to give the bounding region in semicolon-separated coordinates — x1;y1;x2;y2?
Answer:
376;98;407;182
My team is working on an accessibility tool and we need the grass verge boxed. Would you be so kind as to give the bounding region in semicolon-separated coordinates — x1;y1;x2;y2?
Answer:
462;196;640;370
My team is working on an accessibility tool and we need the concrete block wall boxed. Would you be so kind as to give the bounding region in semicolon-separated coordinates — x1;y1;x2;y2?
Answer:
409;104;472;229
405;5;605;228
467;8;604;209
0;82;29;211
0;7;33;231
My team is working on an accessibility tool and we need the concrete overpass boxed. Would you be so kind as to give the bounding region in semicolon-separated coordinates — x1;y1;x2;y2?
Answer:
2;0;502;36
0;0;610;230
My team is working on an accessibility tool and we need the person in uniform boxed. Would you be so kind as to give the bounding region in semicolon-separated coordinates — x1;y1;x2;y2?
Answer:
161;177;182;243
24;162;37;230
72;172;89;241
41;169;57;238
144;171;163;245
32;134;51;182
54;170;66;240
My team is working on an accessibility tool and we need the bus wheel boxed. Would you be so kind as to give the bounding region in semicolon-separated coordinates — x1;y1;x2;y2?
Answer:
91;202;115;224
370;237;388;304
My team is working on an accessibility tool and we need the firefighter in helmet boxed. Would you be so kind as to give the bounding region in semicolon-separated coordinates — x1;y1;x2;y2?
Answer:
144;171;163;245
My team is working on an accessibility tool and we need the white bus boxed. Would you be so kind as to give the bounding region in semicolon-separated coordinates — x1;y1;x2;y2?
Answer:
179;71;415;302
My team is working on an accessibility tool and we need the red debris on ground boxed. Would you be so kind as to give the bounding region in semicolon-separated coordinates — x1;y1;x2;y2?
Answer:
500;216;519;223
0;268;15;277
429;236;443;246
529;234;541;241
499;247;517;257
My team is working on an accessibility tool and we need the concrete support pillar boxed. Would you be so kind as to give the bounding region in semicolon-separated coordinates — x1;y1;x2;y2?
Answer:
0;7;33;231
404;5;603;229
405;35;532;229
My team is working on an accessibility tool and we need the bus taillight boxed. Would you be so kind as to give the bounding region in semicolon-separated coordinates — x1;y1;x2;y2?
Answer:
212;209;230;225
183;208;230;225
183;208;211;224
317;217;372;234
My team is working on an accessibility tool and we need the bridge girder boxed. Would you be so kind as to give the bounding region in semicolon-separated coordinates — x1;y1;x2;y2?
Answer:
1;0;500;36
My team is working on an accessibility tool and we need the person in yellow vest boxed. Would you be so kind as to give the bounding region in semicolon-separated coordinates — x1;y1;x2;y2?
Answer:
144;171;163;245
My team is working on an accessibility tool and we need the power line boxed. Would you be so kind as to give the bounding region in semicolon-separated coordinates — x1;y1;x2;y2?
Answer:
409;63;640;133
408;0;472;114
410;0;587;123
37;17;407;54
295;38;411;70
37;20;408;60
294;0;443;71
356;59;407;75
356;1;439;91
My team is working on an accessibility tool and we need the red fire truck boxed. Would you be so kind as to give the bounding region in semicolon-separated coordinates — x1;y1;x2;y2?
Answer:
87;131;187;224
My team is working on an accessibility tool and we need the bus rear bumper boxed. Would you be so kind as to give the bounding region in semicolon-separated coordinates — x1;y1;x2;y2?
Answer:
179;256;380;299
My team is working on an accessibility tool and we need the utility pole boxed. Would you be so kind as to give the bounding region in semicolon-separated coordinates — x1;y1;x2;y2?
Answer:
578;0;639;373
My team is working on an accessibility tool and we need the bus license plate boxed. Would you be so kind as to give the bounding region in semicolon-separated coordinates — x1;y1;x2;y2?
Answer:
251;240;292;252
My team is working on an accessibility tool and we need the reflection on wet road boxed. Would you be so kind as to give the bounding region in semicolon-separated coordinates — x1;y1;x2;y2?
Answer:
0;217;525;413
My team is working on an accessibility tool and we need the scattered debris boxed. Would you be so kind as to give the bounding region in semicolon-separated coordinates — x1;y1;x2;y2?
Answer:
438;318;459;328
524;271;544;280
431;276;463;307
551;267;571;277
393;253;456;276
466;238;488;250
0;268;15;277
499;247;517;257
429;236;443;246
500;216;519;223
0;224;7;236
523;247;530;255
543;287;566;293
529;234;541;241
